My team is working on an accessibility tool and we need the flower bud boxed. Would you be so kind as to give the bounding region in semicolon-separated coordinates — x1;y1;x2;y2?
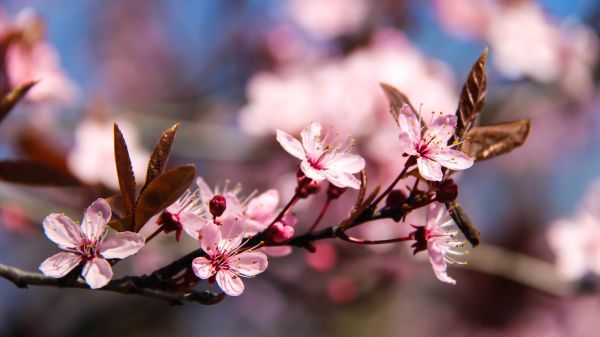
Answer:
385;189;407;209
297;180;321;199
436;179;458;203
157;211;183;241
268;221;295;243
327;184;347;200
209;195;227;218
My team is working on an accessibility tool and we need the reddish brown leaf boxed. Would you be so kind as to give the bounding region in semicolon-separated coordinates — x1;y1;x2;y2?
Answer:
0;81;37;125
462;119;531;161
18;131;70;173
141;123;180;193
106;195;126;219
0;160;80;186
134;164;196;232
445;201;480;247
114;124;137;216
453;49;488;142
379;83;419;125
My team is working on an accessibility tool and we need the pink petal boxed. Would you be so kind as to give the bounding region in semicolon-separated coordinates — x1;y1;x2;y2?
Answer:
196;177;214;203
322;170;360;189
426;202;447;229
216;270;245;296
181;212;208;240
417;157;443;181
39;252;82;278
276;129;306;160
398;132;418;156
322;152;365;174
218;217;245;250
81;198;111;242
397;104;421;143
245;190;279;223
192;256;214;279
82;258;113;289
42;213;82;249
300;122;322;158
425;115;457;143
99;232;145;259
300;160;327;181
260;246;293;257
428;241;456;285
434;149;474;170
230;251;268;277
199;222;222;255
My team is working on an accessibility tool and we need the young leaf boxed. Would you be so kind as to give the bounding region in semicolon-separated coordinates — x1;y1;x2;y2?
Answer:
105;195;127;219
134;164;196;232
107;215;132;232
379;83;419;125
0;81;37;125
462;119;531;162
141;123;180;193
453;49;488;142
114;124;136;216
445;201;480;247
0;160;80;186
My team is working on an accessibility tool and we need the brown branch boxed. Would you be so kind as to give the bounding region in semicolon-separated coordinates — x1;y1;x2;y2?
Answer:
0;263;224;305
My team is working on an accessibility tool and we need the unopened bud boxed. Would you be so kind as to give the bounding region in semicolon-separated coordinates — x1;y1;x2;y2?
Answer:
327;184;347;200
156;211;183;241
297;179;321;199
436;179;458;203
385;189;407;208
209;195;227;218
268;221;295;243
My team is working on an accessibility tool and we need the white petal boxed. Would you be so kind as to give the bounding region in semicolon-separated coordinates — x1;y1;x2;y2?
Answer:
276;129;306;160
397;104;421;142
300;160;326;181
39;252;82;278
245;190;279;223
199;222;222;255
99;232;145;259
216;270;245;296
191;257;214;279
300;122;322;158
428;241;456;284
417;157;443;181
322;152;365;174
425;115;457;143
322;170;360;189
181;212;208;240
82;258;113;289
196;177;214;203
434;149;474;171
42;214;82;249
398;132;418;156
230;251;268;277
81;199;111;242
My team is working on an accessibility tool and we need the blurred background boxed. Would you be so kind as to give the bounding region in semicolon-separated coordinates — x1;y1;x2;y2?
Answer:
0;0;599;336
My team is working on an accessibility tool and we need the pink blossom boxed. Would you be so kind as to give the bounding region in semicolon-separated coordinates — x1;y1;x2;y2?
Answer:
155;189;206;241
276;122;365;189
396;104;473;181
191;222;268;296
409;203;466;285
287;0;368;39
242;189;280;235
39;199;145;289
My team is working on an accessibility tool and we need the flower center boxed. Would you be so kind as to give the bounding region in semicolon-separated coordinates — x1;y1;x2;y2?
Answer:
80;240;99;259
157;211;182;233
210;251;231;272
308;152;326;170
415;136;438;159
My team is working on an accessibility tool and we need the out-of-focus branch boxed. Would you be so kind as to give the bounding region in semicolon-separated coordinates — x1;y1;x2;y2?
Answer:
0;263;224;305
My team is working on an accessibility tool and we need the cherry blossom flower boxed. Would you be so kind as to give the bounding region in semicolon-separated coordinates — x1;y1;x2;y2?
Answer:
396;104;473;181
154;190;206;241
191;222;268;296
39;199;145;289
287;0;368;39
409;203;466;284
276;122;365;189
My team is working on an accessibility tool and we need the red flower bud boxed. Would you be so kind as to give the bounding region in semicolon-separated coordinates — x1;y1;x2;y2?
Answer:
327;184;347;200
209;195;227;218
385;189;407;208
268;221;295;243
436;179;458;203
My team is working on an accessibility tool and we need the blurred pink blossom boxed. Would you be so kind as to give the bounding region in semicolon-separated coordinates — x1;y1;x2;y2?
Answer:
39;199;145;289
547;180;600;280
240;30;457;138
276;122;366;189
191;222;268;296
305;241;338;272
327;275;357;304
433;0;497;39
286;0;368;39
67;118;149;190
